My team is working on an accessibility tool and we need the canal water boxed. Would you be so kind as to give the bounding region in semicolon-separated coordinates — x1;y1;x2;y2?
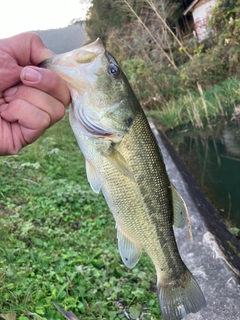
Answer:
166;117;240;229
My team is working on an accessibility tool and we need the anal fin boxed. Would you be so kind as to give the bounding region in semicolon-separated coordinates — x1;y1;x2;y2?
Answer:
117;225;142;269
171;184;187;228
171;183;192;241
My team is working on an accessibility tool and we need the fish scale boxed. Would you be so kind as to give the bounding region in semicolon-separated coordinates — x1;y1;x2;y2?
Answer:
110;110;184;276
40;38;206;320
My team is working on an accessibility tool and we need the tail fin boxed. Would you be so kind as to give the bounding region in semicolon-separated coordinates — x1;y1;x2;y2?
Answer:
157;273;206;320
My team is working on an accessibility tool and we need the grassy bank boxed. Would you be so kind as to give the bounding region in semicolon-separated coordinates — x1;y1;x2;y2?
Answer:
143;77;240;130
154;77;240;129
85;0;240;129
0;116;160;320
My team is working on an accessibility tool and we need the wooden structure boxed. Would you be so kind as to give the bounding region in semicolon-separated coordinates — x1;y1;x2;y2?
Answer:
184;0;217;40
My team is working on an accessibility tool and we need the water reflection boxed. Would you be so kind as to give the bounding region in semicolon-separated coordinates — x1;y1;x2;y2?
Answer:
166;118;240;228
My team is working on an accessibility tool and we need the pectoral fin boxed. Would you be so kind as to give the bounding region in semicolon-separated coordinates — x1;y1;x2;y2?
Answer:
103;147;135;182
86;160;101;193
171;184;193;241
117;225;142;269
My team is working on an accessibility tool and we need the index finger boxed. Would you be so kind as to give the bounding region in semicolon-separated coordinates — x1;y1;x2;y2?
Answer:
0;32;55;93
2;32;54;66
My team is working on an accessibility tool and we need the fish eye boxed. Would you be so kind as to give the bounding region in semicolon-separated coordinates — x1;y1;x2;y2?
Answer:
108;64;120;77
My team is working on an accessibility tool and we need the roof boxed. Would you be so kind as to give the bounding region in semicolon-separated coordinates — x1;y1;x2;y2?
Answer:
183;0;211;15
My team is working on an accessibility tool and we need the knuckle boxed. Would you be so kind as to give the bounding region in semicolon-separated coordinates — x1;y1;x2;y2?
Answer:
12;98;26;110
40;111;51;128
57;104;66;120
21;86;33;100
9;86;34;102
28;32;44;46
51;103;66;124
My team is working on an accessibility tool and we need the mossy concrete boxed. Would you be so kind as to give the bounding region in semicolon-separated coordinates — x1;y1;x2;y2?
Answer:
150;121;240;320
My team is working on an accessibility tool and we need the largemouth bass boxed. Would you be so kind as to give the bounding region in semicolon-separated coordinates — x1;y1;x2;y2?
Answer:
40;39;206;320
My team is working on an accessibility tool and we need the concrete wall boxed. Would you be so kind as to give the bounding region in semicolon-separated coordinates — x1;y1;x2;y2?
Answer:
149;121;240;320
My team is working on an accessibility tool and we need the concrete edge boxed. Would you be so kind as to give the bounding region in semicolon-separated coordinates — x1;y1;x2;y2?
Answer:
149;120;240;276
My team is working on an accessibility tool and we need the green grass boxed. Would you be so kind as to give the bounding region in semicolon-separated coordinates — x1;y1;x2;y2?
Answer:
0;116;161;320
151;77;240;129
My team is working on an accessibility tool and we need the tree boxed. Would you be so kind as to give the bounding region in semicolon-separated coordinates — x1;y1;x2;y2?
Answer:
86;0;132;42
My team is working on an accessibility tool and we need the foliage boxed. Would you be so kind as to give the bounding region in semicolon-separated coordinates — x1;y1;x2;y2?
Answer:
86;0;136;42
85;0;240;129
0;117;162;319
205;0;240;73
154;77;240;128
86;0;194;44
177;53;226;90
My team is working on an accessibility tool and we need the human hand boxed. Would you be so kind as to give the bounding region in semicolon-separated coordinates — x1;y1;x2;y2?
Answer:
0;32;71;155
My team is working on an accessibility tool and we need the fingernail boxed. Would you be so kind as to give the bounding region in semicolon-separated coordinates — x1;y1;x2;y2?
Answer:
0;103;8;112
3;87;18;97
22;67;41;82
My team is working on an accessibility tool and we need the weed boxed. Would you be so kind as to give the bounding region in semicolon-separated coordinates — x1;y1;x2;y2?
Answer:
155;77;240;129
0;116;161;319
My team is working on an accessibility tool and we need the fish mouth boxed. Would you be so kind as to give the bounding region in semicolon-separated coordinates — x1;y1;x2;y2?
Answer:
39;38;105;85
40;39;125;140
40;38;108;135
